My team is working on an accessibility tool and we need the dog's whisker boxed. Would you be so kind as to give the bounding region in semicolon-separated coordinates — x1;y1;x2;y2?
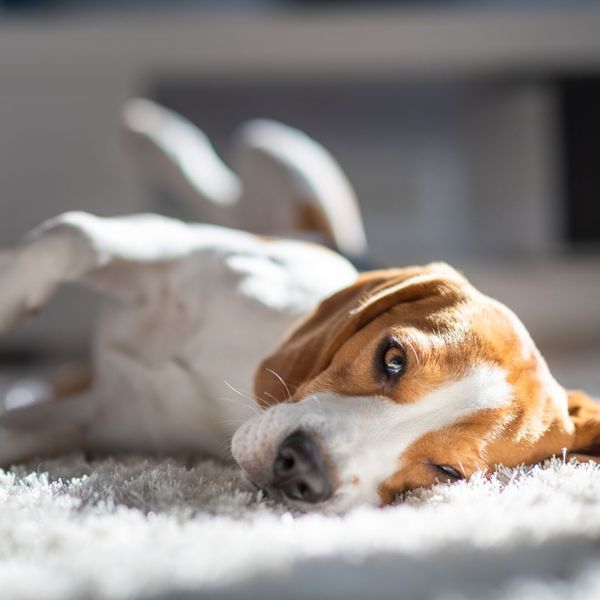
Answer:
217;394;248;407
216;416;254;427
221;381;265;415
217;439;234;458
222;380;248;397
217;397;262;418
263;391;280;408
265;368;293;403
222;380;263;405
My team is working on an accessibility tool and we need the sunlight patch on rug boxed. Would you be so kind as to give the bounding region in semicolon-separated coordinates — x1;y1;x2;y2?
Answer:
1;455;600;599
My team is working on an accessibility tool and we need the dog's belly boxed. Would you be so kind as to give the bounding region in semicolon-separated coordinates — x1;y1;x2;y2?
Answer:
82;226;357;458
86;301;297;459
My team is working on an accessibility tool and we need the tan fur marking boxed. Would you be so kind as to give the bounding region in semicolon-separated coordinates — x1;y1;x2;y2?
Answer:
253;263;600;505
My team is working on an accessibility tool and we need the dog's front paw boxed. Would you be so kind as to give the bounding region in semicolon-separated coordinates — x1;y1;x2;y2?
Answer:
0;246;58;331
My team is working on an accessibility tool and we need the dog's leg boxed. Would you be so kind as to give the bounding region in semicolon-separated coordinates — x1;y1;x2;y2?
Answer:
122;99;242;227
0;233;81;332
0;212;105;331
0;386;93;466
0;211;212;331
122;99;369;262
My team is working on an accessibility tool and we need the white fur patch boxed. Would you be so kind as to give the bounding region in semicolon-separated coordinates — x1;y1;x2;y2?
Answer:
232;364;513;510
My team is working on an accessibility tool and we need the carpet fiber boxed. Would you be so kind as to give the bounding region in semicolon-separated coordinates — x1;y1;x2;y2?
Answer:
1;455;600;600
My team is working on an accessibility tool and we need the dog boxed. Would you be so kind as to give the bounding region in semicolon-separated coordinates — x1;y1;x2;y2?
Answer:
0;101;598;513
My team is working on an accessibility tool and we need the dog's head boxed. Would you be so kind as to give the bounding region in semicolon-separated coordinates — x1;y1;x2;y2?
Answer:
232;263;600;511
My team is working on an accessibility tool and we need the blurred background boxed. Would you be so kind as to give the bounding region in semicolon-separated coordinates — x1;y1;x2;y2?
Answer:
1;0;600;393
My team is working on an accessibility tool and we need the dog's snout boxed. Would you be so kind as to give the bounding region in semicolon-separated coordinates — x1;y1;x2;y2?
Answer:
272;430;333;504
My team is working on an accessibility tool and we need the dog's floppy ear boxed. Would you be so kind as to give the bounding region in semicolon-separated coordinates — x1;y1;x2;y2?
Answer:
254;263;468;406
567;390;600;462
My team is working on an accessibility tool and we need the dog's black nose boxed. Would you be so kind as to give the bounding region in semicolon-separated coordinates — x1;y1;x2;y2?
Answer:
272;430;333;503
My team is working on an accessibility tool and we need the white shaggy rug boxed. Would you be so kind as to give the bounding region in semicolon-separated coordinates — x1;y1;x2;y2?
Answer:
2;455;600;600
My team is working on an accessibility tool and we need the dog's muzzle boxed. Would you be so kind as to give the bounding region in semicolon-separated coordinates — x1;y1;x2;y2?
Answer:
231;399;337;505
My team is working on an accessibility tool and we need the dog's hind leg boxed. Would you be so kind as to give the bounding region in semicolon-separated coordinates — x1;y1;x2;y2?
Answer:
0;376;94;466
122;98;242;227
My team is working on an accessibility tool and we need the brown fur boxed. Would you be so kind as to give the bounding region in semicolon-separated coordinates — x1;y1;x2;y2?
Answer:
254;263;600;504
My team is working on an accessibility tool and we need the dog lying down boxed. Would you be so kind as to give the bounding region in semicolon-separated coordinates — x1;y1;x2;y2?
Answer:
1;103;599;513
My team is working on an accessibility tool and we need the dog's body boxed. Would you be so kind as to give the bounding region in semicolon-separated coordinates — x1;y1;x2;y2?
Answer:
2;210;600;513
2;104;600;512
0;212;356;463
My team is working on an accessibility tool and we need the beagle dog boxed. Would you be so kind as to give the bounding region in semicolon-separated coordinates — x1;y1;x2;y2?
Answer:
0;104;599;513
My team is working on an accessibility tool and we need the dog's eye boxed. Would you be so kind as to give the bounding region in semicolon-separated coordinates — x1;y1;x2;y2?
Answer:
433;464;464;480
382;344;407;377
